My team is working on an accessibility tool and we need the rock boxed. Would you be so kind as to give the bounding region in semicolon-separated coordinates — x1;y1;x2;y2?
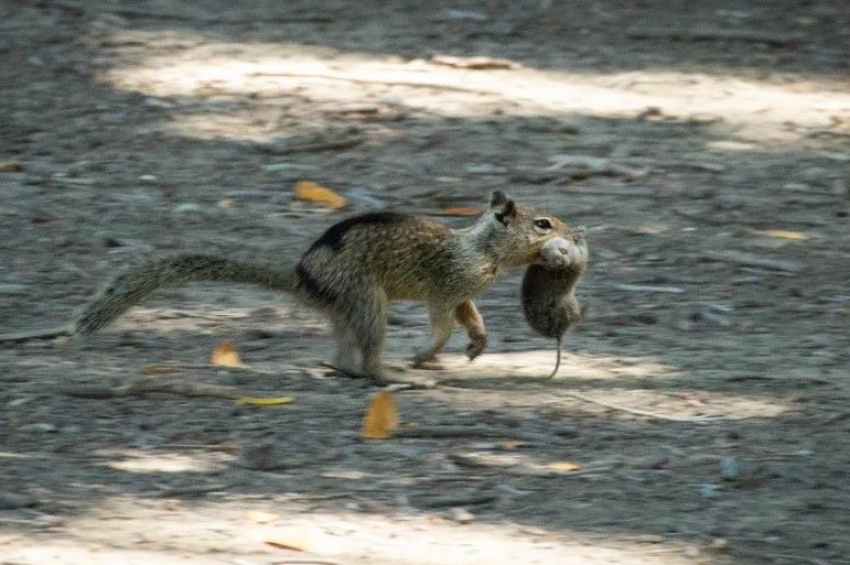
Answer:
720;457;740;481
173;203;201;215
237;442;288;471
449;507;475;524
21;422;57;433
699;483;718;499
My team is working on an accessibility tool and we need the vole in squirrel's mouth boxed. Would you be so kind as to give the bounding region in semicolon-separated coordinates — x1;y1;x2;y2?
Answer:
521;229;588;378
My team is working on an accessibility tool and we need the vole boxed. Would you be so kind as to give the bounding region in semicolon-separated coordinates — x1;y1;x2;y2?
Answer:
521;230;588;378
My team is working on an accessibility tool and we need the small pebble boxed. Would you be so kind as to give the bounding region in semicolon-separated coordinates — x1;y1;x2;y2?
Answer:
449;507;475;524
699;483;718;499
173;203;201;215
720;457;740;481
711;538;729;551
238;443;288;471
21;422;57;433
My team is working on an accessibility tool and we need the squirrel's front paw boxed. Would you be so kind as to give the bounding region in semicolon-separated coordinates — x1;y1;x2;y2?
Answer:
465;334;487;361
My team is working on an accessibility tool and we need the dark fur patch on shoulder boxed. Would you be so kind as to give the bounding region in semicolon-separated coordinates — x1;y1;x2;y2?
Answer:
295;264;339;305
308;212;409;252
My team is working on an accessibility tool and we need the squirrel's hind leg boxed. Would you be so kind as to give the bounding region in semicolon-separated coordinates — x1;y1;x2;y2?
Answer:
341;287;388;381
330;318;362;375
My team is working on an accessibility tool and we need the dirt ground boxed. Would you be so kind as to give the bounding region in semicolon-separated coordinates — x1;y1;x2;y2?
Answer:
1;1;849;564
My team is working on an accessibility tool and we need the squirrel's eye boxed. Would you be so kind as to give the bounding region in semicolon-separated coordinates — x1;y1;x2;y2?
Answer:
534;218;553;230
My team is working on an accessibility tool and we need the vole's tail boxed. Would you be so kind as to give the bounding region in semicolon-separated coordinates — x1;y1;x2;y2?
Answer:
75;254;297;335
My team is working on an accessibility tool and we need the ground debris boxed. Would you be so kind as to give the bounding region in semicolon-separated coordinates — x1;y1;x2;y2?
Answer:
627;27;805;46
703;250;803;273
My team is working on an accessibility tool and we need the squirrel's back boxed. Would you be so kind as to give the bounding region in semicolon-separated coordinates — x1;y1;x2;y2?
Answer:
295;212;489;304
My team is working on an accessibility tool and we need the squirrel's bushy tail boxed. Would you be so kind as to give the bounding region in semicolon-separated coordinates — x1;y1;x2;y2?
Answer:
74;254;296;335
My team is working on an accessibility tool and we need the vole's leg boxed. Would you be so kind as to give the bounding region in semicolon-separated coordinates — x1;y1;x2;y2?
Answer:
412;302;454;368
454;300;487;361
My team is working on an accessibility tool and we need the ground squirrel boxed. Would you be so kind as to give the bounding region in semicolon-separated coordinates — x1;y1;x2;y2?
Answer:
3;192;584;382
521;233;588;378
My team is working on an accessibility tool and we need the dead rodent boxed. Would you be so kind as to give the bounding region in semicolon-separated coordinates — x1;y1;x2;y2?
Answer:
3;191;577;384
521;231;588;378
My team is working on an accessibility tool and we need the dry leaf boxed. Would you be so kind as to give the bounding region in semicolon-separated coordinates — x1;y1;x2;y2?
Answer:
140;364;183;375
751;229;807;241
438;206;483;217
210;340;245;367
209;441;240;455
545;461;581;472
432;55;520;70
265;537;309;552
498;440;526;451
236;396;294;407
360;389;399;439
294;180;347;209
0;161;22;172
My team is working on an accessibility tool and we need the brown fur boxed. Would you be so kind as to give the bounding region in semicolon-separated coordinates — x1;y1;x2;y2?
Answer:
521;232;588;378
65;191;576;381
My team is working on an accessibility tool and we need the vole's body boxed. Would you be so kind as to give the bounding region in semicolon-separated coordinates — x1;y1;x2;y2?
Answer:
521;233;588;378
23;192;578;381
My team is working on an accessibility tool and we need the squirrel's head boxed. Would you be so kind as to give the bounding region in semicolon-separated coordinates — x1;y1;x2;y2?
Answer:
486;191;588;269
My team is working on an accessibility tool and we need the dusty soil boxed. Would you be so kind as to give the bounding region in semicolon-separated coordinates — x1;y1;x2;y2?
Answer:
1;1;849;564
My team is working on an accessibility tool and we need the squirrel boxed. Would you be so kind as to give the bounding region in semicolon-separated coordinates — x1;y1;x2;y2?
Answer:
521;232;588;378
1;191;584;383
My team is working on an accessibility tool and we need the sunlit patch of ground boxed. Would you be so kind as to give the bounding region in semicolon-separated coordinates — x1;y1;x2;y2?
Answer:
97;449;229;474
3;500;706;565
429;351;793;421
97;32;850;145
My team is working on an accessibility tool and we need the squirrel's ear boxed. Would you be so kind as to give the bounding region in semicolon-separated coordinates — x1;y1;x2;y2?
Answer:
489;191;509;208
493;200;517;226
489;192;516;225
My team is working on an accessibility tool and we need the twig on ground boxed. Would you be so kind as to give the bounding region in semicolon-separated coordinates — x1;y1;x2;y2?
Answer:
50;2;333;23
449;452;612;478
627;27;804;47
153;482;234;497
0;325;73;344
416;493;498;509
607;283;686;294
393;425;554;443
251;72;496;96
559;392;718;423
59;378;240;400
703;250;803;273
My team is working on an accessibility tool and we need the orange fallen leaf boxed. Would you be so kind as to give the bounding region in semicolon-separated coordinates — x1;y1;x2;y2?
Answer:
360;389;399;439
294;180;347;209
545;461;581;472
210;340;245;367
438;206;484;217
